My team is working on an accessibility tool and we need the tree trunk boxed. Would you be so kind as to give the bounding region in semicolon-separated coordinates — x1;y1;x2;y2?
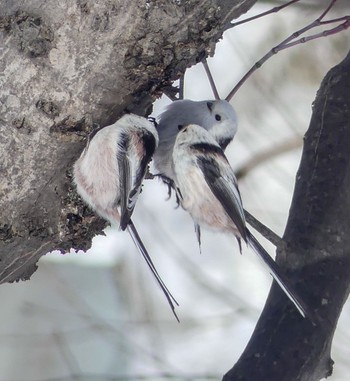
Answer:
223;50;350;381
0;0;256;283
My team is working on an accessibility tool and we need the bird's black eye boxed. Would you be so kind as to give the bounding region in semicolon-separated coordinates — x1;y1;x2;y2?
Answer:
178;124;184;131
215;114;221;121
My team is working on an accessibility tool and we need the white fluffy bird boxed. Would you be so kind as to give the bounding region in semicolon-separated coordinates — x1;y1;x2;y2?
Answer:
153;99;238;182
73;113;178;320
172;124;311;319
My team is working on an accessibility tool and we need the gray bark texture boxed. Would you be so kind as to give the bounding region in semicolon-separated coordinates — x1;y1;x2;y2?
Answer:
0;0;256;283
223;50;350;381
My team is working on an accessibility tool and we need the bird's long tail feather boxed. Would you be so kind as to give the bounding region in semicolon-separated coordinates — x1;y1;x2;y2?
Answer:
127;219;180;322
246;229;313;322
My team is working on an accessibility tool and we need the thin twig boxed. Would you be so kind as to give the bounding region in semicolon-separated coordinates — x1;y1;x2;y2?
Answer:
225;0;348;101
202;58;220;100
224;0;301;31
179;76;184;100
318;0;337;20
244;209;283;248
281;19;350;50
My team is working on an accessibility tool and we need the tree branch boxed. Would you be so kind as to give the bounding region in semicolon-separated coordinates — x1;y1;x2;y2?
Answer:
223;49;350;381
224;0;300;31
202;58;221;100
225;1;349;100
244;209;283;248
0;0;257;282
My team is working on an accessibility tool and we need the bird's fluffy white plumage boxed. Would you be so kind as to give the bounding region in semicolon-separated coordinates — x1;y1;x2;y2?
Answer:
172;124;311;320
153;99;238;181
73;113;158;227
73;113;179;321
173;124;244;237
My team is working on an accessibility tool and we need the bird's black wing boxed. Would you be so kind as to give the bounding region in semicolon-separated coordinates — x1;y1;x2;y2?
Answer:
121;129;157;230
192;145;313;322
117;132;132;231
193;144;247;242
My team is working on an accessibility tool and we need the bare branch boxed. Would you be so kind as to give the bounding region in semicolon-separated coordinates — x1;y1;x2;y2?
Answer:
318;0;338;20
224;0;301;31
244;209;283;248
224;47;350;381
281;19;350;50
202;59;221;100
225;0;349;100
179;76;185;100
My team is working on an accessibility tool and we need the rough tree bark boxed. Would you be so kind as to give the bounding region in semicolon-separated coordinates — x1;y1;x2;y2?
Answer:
223;50;350;381
0;0;256;283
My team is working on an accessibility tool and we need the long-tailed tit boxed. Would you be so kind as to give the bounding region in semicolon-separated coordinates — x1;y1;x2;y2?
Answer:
73;113;179;321
153;99;238;183
172;124;311;319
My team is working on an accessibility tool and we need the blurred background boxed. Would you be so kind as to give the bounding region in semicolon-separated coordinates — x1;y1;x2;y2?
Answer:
1;1;349;380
